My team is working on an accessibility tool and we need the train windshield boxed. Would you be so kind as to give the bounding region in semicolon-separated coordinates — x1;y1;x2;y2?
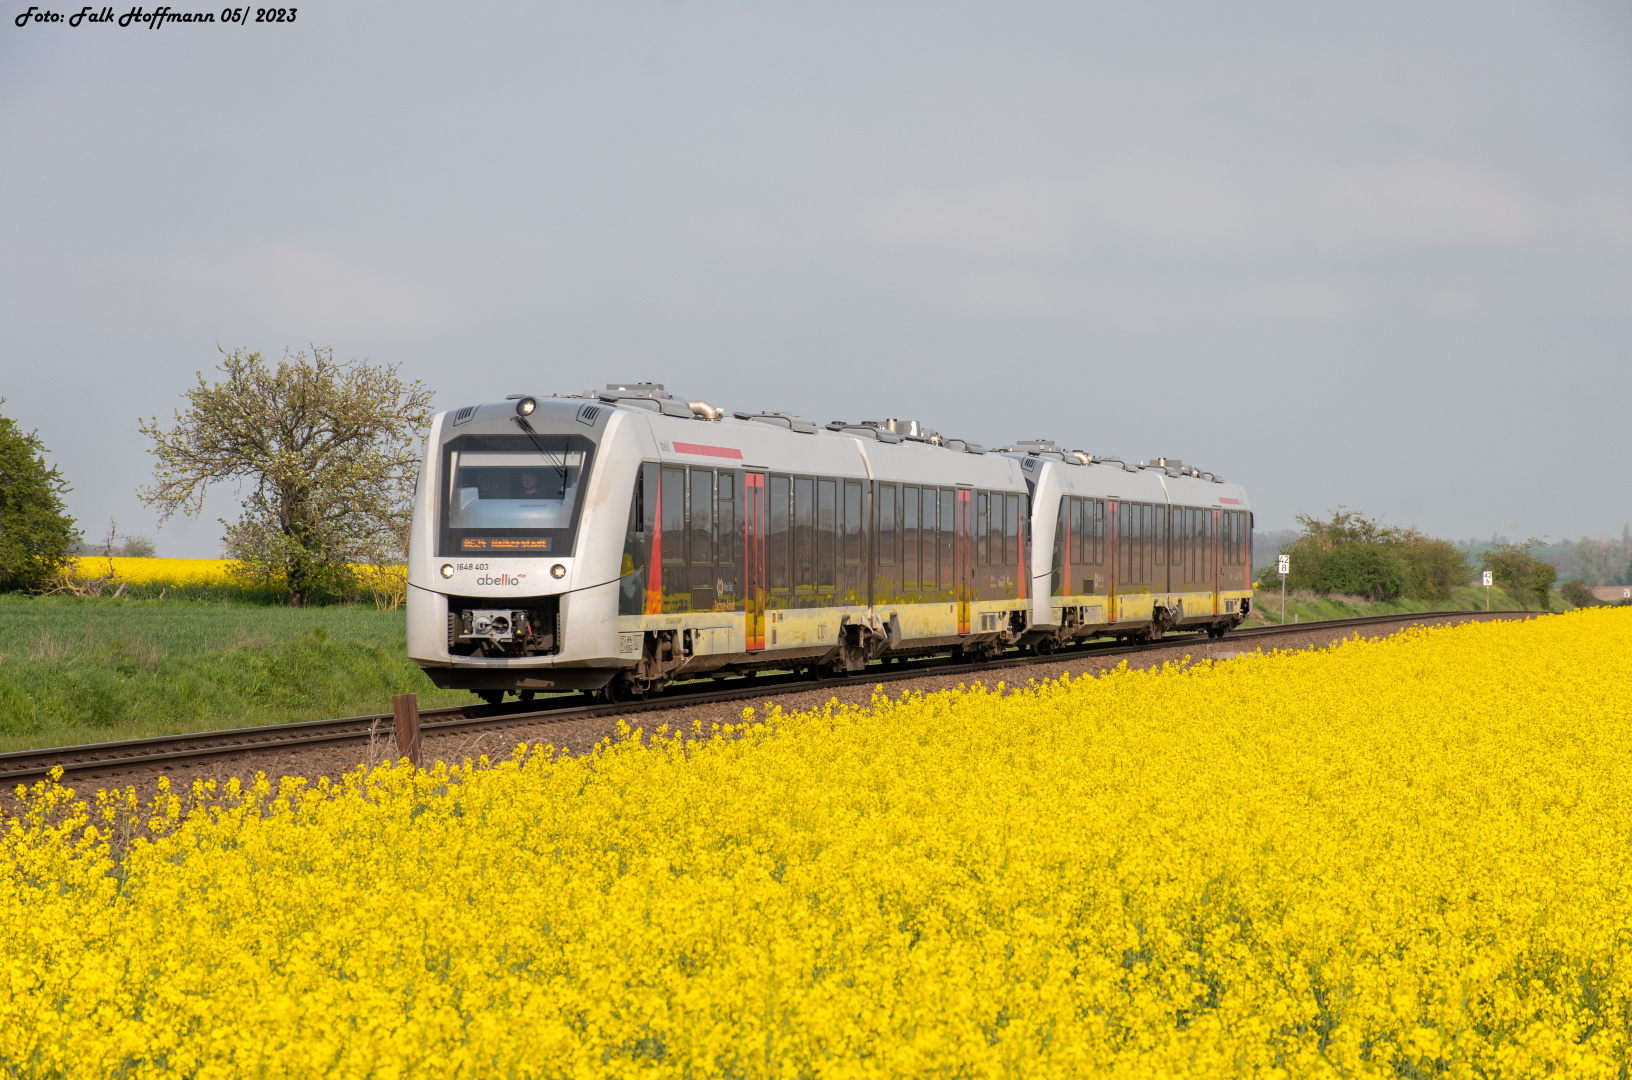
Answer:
439;435;596;557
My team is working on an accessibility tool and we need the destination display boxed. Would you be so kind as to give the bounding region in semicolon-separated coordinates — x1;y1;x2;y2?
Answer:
461;537;551;551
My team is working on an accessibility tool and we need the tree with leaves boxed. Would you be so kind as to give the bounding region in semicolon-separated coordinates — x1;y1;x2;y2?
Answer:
140;347;434;606
0;400;78;592
1479;539;1558;611
1257;507;1472;603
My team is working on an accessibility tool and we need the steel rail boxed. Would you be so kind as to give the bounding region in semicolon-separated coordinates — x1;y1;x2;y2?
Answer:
1;609;1537;785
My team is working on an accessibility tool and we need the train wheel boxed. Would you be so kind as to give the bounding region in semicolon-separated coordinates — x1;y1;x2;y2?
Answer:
518;690;536;703
477;690;504;706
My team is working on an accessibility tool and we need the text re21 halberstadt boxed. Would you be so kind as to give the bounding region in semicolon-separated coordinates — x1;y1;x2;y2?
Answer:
14;6;297;28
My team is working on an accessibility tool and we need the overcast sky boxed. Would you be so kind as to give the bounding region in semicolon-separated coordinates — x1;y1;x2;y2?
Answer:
3;1;1629;557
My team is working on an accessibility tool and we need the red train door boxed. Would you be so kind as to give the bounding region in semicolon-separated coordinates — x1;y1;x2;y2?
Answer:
1107;500;1119;623
744;473;766;650
956;488;972;634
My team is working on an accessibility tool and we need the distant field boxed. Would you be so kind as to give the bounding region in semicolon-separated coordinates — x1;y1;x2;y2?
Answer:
0;596;468;753
67;555;237;586
61;556;403;604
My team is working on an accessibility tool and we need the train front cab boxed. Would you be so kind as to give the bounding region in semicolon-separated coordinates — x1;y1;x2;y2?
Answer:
406;398;637;697
412;393;1046;702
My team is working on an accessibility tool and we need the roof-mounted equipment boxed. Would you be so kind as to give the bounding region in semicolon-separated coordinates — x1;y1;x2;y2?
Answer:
591;382;695;418
734;411;820;434
826;421;904;444
861;418;945;443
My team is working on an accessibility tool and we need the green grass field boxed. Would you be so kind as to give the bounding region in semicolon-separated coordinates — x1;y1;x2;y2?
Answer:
0;596;471;753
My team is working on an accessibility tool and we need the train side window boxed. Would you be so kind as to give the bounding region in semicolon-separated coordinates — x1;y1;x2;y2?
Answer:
1051;499;1067;594
1143;503;1154;583
902;485;919;588
998;495;1011;570
976;492;989;566
1186;507;1196;582
979;495;992;570
1118;503;1131;585
878;484;897;565
1155;504;1166;566
717;473;736;567
1194;508;1206;581
843;480;864;565
769;475;790;591
1173;507;1184;581
817;478;837;588
619;465;653;613
1128;503;1139;585
690;469;714;565
1019;493;1029;565
939;488;955;589
1067;498;1080;566
923;487;939;588
794;477;815;591
661;467;686;565
1136;504;1148;585
630;468;647;535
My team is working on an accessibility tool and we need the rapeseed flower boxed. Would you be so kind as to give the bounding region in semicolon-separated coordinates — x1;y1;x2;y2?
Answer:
3;609;1630;1077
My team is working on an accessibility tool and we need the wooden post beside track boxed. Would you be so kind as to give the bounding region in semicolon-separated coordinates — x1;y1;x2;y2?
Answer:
392;693;422;769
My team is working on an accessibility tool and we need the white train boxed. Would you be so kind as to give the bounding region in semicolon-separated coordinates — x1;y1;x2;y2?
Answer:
406;384;1252;702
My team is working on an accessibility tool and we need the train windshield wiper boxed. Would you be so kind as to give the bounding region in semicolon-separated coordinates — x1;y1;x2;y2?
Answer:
513;415;570;492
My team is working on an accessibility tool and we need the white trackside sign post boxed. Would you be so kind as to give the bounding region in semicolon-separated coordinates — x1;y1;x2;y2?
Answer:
1483;570;1493;611
1278;554;1290;623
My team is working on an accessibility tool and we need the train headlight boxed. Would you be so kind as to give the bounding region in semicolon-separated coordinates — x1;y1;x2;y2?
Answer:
440;563;455;579
516;396;537;416
551;563;567;579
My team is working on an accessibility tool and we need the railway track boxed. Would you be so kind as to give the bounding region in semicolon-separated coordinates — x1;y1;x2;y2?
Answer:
1;609;1537;785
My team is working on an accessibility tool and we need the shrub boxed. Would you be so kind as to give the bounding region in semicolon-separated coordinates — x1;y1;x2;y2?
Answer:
1561;578;1598;609
1481;540;1558;611
1394;531;1472;602
1259;509;1474;604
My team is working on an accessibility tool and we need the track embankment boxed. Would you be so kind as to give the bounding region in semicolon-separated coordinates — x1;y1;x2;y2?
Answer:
3;609;1539;810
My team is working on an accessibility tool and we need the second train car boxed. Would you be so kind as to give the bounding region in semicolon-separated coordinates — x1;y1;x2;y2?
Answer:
405;384;1251;701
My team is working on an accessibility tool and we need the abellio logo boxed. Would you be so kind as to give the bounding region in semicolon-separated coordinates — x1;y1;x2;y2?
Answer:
475;573;526;586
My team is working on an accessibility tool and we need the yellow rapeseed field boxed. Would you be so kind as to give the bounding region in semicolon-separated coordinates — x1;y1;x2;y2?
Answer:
4;609;1631;1077
67;555;237;585
66;557;407;604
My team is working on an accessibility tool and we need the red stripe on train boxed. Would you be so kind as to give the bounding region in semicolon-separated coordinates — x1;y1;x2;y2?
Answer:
672;442;743;459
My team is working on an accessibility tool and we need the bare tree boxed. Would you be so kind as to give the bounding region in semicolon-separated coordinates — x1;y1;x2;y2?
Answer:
140;346;433;606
